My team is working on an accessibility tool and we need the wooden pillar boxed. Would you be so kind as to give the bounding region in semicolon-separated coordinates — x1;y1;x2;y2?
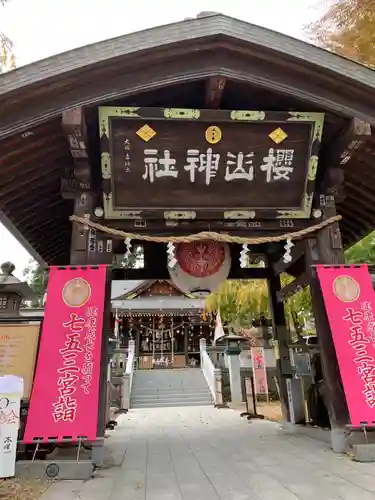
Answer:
267;269;292;421
69;193;94;265
135;323;141;358
184;322;189;366
305;194;349;451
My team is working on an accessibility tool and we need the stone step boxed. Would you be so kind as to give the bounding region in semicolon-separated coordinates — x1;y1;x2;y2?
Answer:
131;389;213;396
131;388;211;395
131;400;213;408
130;368;213;409
131;393;213;402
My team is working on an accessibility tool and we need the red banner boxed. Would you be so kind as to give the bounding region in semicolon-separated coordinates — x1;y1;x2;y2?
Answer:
316;264;375;427
24;265;107;443
251;347;268;395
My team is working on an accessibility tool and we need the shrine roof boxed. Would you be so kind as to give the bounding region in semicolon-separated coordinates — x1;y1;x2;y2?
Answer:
111;280;146;300
111;296;205;313
2;13;375;263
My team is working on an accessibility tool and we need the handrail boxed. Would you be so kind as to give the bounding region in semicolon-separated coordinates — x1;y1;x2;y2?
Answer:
120;339;136;410
200;338;221;404
201;350;216;397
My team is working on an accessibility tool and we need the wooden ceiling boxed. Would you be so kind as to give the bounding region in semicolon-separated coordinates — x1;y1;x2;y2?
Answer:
1;14;375;264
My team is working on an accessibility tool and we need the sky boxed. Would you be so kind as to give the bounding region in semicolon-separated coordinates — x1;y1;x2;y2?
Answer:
0;0;323;278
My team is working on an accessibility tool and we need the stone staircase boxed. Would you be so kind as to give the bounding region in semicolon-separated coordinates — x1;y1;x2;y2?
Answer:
130;368;214;408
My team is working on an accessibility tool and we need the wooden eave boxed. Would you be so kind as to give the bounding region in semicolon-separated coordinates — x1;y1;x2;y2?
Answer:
1;14;375;263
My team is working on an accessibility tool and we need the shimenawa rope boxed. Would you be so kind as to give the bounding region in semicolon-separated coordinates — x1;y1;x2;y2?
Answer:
70;214;341;245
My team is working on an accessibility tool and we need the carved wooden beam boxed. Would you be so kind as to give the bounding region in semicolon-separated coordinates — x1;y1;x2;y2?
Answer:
62;107;92;188
62;108;98;265
112;265;269;281
276;272;309;303
205;77;226;108
62;108;89;160
323;117;372;169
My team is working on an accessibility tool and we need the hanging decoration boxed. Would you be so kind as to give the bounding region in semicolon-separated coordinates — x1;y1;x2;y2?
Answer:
139;321;183;335
167;242;177;268
239;243;249;268
128;314;134;339
124;237;132;260
282;237;294;264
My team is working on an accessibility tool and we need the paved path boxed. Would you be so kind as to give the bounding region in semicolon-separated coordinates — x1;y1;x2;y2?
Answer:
42;406;375;500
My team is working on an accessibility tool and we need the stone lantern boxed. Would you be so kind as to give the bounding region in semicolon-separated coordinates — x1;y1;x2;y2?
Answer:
223;334;247;405
0;262;36;317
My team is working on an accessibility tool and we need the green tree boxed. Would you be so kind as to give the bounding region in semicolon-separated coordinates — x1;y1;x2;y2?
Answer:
204;275;312;339
308;0;375;67
345;230;375;264
204;279;268;328
204;231;375;341
23;261;49;307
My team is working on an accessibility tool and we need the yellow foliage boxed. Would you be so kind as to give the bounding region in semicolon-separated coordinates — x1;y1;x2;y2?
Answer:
308;0;375;67
0;0;14;73
204;276;312;333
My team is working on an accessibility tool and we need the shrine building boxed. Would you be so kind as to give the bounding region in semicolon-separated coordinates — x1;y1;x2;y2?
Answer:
111;279;212;369
2;11;375;452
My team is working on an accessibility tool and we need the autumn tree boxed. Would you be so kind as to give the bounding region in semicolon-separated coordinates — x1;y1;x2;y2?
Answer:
204;275;312;341
308;0;375;66
0;0;15;72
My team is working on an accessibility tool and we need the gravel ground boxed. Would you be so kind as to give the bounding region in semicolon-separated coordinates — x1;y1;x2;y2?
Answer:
0;477;48;500
256;401;284;421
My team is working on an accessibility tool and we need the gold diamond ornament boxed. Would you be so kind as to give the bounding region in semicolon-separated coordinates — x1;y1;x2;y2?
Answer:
269;127;288;144
136;124;156;142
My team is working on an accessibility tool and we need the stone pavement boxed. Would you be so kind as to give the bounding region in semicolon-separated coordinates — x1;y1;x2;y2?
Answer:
41;406;375;500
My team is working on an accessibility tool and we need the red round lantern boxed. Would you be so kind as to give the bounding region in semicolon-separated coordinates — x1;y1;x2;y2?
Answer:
169;241;231;297
175;241;226;278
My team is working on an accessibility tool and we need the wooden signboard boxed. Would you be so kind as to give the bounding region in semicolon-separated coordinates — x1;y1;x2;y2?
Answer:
99;107;324;220
0;324;40;399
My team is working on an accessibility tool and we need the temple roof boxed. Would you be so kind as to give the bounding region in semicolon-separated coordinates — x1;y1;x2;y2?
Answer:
1;13;375;263
111;280;146;300
111;296;205;314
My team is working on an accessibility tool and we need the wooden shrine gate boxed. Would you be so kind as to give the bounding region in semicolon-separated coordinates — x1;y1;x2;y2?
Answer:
1;13;375;456
71;105;347;442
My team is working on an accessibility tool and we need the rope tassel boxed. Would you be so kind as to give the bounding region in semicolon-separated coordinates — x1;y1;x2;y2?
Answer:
282;237;294;264
167;242;177;268
124;237;132;259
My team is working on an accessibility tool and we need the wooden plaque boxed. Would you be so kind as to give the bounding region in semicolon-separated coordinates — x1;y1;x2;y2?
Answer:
0;324;40;399
99;107;324;220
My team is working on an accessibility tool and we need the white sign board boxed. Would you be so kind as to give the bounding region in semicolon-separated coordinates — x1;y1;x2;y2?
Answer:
0;393;20;478
0;375;23;478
